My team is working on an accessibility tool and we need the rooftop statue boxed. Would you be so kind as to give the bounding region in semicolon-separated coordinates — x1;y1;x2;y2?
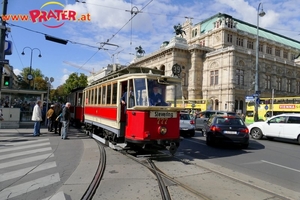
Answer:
135;46;145;56
174;23;186;38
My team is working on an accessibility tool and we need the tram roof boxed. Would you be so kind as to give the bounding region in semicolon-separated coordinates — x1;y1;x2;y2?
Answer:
87;66;167;86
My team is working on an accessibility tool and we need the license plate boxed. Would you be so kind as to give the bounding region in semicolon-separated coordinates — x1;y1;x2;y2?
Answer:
224;131;237;134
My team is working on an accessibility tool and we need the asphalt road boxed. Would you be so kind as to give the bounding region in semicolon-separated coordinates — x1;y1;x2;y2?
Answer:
180;131;300;196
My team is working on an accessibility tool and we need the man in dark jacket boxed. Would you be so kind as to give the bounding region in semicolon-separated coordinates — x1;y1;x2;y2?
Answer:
61;102;71;140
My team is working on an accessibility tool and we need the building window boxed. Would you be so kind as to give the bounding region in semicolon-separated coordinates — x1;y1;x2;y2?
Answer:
276;77;282;91
227;34;232;43
283;51;288;59
235;69;244;85
297;81;300;94
266;46;272;54
275;48;280;57
210;70;219;86
291;53;296;60
200;40;205;46
266;75;271;89
259;44;263;52
247;40;253;49
287;79;291;93
236;37;243;47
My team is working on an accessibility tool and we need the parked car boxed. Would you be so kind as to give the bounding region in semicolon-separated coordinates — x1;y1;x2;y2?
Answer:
204;115;249;148
248;113;300;144
195;110;238;136
180;112;195;137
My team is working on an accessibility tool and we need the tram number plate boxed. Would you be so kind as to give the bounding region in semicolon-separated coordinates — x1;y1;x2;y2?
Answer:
149;111;177;118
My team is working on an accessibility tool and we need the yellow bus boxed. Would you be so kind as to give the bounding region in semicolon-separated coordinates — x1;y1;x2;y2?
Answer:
166;99;212;112
245;97;300;124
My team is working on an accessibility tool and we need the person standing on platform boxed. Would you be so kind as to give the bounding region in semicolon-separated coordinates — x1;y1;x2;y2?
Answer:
46;105;55;132
31;100;43;137
61;102;71;140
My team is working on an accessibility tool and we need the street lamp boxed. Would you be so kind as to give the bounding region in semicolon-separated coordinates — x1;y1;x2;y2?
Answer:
21;47;42;89
254;3;266;122
45;76;54;126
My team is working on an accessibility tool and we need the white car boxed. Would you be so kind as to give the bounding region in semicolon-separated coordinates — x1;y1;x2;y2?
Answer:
180;113;195;137
248;113;300;144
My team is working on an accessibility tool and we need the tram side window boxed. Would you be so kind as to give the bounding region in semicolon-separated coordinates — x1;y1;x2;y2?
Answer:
112;83;117;104
91;88;94;104
107;84;112;105
102;86;106;105
77;93;83;106
134;78;147;106
98;86;102;105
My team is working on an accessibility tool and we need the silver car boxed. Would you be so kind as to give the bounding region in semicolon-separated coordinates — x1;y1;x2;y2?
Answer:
180;113;195;137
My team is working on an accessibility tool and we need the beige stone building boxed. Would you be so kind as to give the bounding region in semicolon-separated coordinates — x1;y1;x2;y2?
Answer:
129;13;300;113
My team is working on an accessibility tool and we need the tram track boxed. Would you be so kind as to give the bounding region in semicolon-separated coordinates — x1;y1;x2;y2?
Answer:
81;140;106;200
120;150;211;200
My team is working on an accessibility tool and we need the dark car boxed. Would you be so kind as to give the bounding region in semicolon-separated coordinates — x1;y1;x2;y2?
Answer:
204;115;249;148
195;110;238;136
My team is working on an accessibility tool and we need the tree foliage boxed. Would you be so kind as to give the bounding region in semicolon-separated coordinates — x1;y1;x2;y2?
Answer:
18;67;46;90
64;73;87;94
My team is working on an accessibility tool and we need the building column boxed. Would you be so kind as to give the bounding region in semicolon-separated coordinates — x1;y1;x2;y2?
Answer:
188;49;203;99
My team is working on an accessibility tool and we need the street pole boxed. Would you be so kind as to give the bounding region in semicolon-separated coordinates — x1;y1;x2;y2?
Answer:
21;47;42;90
254;3;265;121
0;0;8;105
44;77;54;126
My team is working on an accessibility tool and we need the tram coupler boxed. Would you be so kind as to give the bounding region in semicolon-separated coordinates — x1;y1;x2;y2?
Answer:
167;142;177;156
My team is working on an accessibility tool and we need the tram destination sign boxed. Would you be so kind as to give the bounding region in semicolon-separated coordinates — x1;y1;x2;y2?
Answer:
150;111;177;118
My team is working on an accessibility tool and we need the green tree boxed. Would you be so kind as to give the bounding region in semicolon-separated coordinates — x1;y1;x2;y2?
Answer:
18;67;45;89
64;73;87;94
52;85;67;103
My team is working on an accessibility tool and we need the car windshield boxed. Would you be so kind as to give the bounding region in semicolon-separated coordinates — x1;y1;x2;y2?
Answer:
215;117;244;125
180;114;191;120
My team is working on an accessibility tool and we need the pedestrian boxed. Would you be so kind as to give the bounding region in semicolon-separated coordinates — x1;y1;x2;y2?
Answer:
241;113;246;122
61;102;71;140
46;105;55;132
31;100;43;137
54;103;62;135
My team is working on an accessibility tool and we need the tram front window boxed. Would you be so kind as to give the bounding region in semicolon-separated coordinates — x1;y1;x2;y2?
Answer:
147;80;168;106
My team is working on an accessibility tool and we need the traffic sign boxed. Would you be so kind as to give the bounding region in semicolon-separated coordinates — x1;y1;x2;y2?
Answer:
0;60;9;64
245;96;255;102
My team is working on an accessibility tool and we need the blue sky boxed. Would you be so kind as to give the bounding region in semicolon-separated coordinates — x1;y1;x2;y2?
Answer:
4;0;300;88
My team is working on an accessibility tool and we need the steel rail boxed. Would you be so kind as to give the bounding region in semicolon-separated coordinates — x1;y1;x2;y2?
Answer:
81;141;106;200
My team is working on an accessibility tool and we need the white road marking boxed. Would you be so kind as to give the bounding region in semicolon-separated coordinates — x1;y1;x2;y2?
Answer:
261;160;300;173
0;138;49;146
0;142;50;153
0;161;57;182
0;154;54;169
0;173;60;199
0;147;52;160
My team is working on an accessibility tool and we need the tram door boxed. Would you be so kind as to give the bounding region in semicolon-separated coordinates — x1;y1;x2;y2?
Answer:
119;81;128;136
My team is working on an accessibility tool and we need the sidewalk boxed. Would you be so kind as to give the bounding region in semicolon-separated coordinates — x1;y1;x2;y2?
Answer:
0;127;100;200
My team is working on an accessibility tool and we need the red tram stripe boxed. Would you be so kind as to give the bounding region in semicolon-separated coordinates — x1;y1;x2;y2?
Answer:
84;106;117;120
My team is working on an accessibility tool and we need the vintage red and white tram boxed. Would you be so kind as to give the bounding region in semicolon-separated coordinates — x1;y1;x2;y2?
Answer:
83;66;182;154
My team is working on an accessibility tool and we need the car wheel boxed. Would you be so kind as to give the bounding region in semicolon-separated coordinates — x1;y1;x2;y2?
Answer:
266;136;274;141
250;127;263;140
206;135;213;146
189;130;195;137
297;135;300;145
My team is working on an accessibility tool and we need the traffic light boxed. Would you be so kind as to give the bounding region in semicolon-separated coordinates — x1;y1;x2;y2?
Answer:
3;76;10;86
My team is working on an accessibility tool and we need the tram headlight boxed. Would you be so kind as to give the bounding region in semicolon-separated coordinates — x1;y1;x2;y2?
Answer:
158;126;167;135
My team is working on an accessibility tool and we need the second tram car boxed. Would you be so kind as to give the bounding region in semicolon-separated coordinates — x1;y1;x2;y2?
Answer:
84;66;182;154
67;87;85;128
